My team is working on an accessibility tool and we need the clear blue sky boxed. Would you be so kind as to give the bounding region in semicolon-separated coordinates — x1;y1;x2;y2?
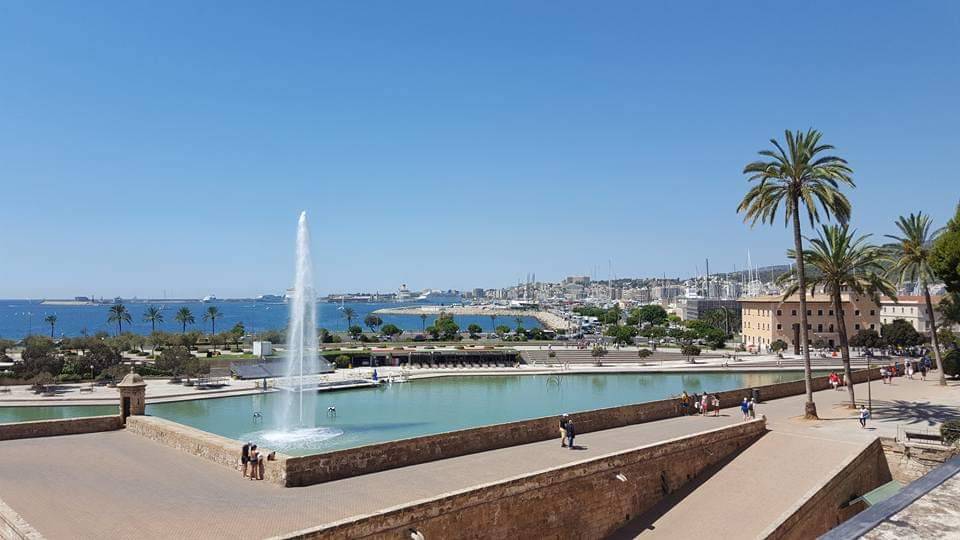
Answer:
1;1;957;298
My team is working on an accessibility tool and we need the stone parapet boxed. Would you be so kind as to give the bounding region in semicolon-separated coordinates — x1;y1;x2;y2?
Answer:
0;415;122;442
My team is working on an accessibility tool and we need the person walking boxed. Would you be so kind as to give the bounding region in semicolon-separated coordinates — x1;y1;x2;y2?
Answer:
920;362;927;381
565;419;576;449
241;441;251;478
679;391;691;416
748;398;756;419
700;393;709;416
248;444;261;480
740;398;750;421
712;394;721;417
858;406;870;429
559;413;569;448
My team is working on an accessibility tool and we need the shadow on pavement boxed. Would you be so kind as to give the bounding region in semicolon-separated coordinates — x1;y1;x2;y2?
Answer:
868;399;960;427
607;433;763;539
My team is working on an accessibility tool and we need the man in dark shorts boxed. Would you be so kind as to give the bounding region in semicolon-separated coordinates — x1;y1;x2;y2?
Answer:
241;441;251;477
559;413;569;447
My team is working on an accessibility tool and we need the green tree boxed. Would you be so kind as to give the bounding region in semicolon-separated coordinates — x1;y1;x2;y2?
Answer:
738;129;854;419
849;329;883;349
938;293;960;331
43;314;57;338
107;304;133;335
156;345;193;376
779;224;896;407
202;306;222;335
143;306;164;333
363;314;383;334
381;324;402;338
174;307;195;333
348;325;363;339
930;201;960;293
494;325;510;336
635;305;668;326
771;339;788;353
886;212;946;385
881;319;923;348
467;323;483;338
342;307;356;331
435;317;460;340
604;324;637;346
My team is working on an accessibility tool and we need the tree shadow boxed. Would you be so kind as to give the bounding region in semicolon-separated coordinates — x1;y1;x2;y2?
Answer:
868;399;960;427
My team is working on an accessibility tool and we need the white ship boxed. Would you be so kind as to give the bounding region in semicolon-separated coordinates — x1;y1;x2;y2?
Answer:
202;295;217;303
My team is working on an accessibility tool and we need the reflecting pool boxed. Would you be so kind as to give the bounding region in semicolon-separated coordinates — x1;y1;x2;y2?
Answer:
148;371;808;455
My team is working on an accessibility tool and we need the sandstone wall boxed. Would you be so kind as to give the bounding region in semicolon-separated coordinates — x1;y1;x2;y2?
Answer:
125;415;289;485
761;438;893;539
283;368;880;486
278;420;767;539
0;414;122;441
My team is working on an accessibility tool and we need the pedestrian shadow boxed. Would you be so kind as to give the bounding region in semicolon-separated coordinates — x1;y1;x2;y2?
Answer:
569;445;589;451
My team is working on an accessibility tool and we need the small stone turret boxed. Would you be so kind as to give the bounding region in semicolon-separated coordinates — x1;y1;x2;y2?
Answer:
117;369;147;422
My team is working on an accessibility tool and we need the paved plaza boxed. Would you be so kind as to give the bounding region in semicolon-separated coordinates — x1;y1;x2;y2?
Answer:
0;376;956;539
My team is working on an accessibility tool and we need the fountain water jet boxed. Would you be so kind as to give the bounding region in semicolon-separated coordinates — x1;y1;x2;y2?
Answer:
280;211;320;429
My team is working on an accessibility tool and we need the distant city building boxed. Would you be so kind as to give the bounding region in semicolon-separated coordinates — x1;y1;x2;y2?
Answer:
740;293;881;352
678;298;740;321
879;296;945;335
564;276;591;285
472;288;485;299
651;285;682;301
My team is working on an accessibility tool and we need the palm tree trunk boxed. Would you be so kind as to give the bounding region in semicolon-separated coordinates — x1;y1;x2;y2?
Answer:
792;209;817;418
923;283;946;385
832;286;855;408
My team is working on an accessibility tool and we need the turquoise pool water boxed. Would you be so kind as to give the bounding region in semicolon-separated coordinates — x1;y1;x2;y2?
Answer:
0;404;118;423
148;371;806;455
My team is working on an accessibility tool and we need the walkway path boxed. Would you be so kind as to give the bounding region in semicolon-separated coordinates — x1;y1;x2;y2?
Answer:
0;377;956;539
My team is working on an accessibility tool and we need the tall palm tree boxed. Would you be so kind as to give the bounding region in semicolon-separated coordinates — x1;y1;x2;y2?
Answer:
44;314;57;338
107;304;132;335
174;307;195;333
738;129;854;419
489;314;497;333
143;305;164;333
779;225;897;407
420;313;427;332
342;307;356;332
886;212;946;385
202;306;222;335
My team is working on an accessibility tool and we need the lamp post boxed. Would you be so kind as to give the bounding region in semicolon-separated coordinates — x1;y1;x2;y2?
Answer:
867;361;873;415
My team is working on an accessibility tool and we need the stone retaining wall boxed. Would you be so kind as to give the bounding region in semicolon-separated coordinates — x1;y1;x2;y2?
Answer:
283;368;880;486
0;415;122;441
276;420;767;539
0;495;44;540
761;438;893;539
125;416;290;485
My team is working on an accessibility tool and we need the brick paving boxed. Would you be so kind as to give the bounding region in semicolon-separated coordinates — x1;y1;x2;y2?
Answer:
0;376;956;539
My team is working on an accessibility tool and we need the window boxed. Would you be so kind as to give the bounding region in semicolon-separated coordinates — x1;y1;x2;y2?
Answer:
776;310;782;316
776;324;782;330
855;324;861;330
817;309;823;316
870;324;876;330
791;310;797;316
807;324;811;330
828;309;834;316
855;310;860;316
829;324;834;332
807;310;812;316
870;309;875;316
817;324;823;332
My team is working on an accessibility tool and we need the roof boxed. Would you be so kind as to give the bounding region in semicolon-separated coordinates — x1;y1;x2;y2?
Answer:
880;295;943;305
739;293;855;304
117;371;146;388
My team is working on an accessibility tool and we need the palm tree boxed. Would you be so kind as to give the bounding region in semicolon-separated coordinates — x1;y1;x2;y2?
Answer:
738;129;854;419
420;313;427;332
174;307;195;333
107;304;132;335
143;306;164;333
202;306;222;335
779;225;896;407
342;307;356;332
886;212;946;386
44;314;57;338
489;314;497;333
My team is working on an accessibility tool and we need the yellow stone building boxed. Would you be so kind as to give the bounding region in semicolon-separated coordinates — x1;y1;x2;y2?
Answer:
739;293;881;352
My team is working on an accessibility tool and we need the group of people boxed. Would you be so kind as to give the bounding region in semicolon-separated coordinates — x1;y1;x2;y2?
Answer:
558;413;577;448
678;391;725;417
240;441;270;480
828;372;848;390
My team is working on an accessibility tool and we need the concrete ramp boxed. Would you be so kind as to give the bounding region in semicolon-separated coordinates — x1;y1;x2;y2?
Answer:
611;431;867;539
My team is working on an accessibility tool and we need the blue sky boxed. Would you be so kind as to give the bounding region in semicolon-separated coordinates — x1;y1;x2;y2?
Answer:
1;1;958;298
